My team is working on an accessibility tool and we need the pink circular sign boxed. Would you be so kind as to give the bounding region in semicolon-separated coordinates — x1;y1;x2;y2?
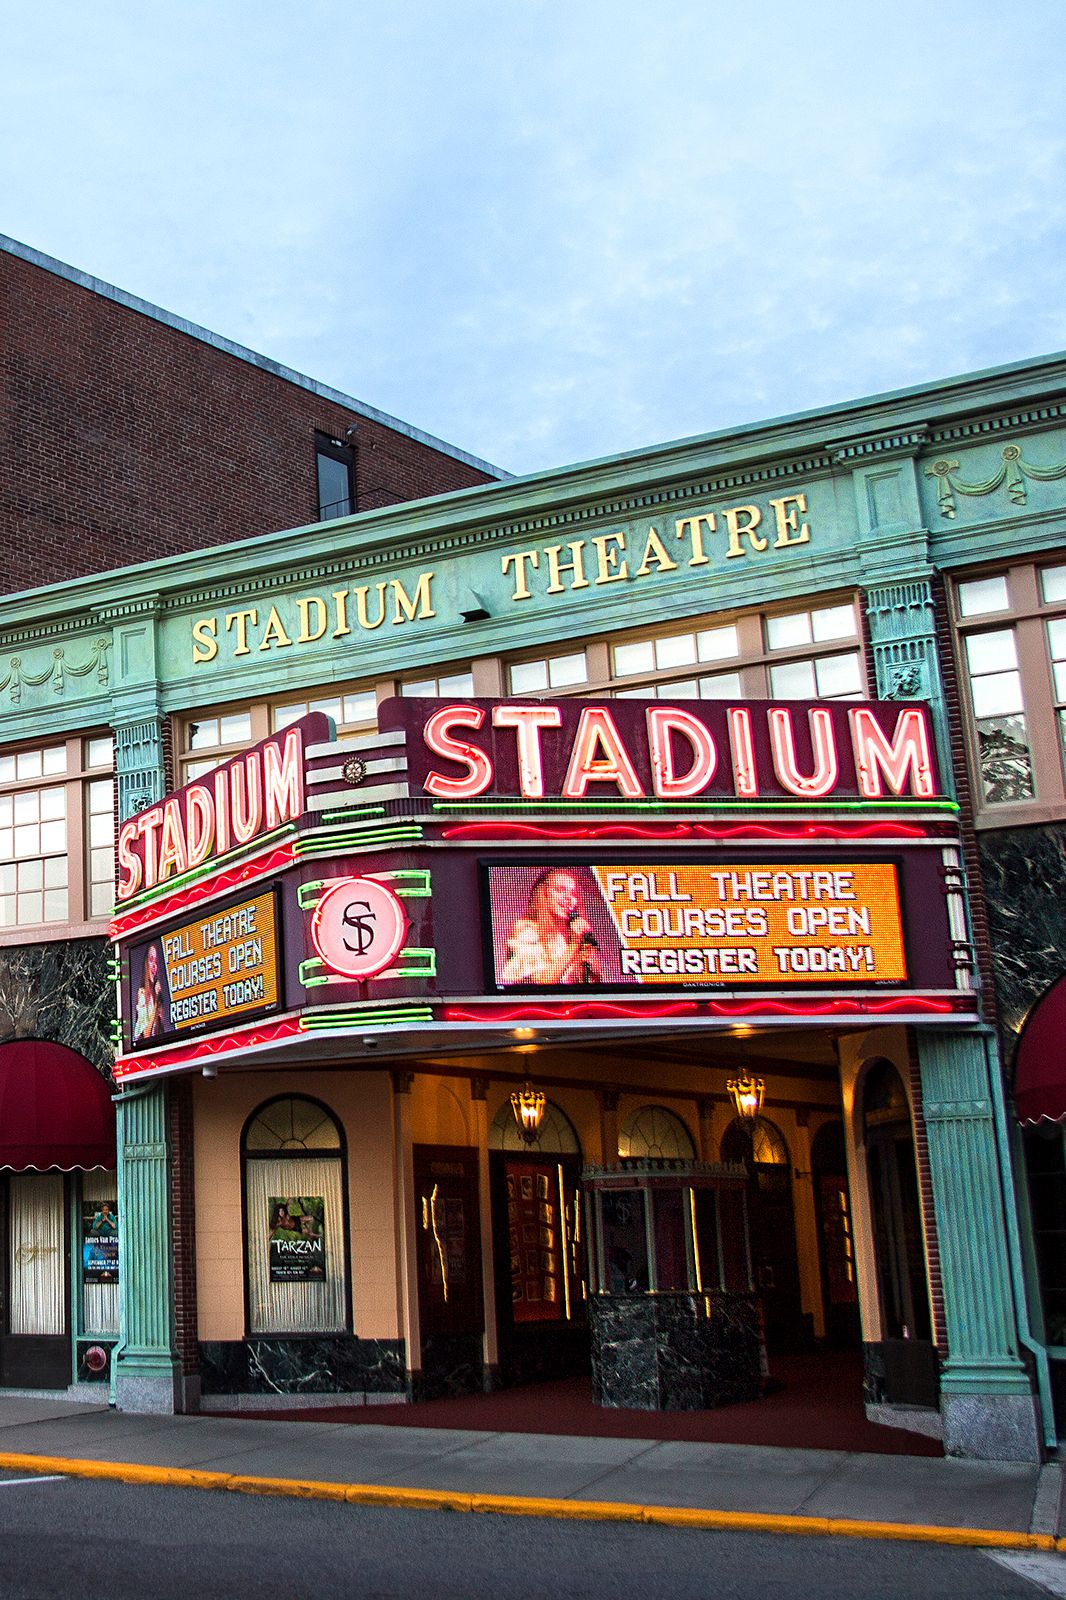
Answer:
310;878;408;980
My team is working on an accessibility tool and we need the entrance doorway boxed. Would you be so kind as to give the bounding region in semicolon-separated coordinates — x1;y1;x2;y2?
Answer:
721;1115;806;1352
0;1172;70;1388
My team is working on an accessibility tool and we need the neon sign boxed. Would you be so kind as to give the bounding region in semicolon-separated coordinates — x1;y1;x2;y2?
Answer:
310;878;409;979
392;698;940;805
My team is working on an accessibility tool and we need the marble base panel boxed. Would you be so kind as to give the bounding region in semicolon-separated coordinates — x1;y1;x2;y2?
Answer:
590;1292;762;1411
198;1337;406;1397
413;1333;486;1401
941;1392;1041;1463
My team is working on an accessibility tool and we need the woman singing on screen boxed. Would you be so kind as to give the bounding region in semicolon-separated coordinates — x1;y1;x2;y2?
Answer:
500;869;603;986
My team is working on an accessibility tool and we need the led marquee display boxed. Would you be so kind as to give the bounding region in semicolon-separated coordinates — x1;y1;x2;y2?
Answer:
127;889;280;1046
486;862;907;989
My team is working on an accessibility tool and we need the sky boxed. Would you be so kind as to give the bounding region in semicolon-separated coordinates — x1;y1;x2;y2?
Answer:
3;1;1066;477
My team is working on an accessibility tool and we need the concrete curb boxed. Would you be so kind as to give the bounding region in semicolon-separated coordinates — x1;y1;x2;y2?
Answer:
0;1449;1057;1551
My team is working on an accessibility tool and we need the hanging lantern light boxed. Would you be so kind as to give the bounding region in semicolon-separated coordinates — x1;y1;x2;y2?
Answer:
511;1081;546;1144
727;1073;765;1122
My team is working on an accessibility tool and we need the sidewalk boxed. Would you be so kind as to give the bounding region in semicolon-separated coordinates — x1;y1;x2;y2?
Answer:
0;1393;1059;1550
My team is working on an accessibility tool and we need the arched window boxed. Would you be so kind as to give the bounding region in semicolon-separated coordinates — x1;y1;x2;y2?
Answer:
721;1116;789;1167
242;1096;348;1335
618;1105;695;1160
489;1098;581;1155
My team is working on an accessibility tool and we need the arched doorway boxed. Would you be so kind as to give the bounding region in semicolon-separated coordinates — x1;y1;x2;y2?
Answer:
241;1096;349;1335
618;1105;696;1160
489;1098;586;1384
721;1115;804;1351
810;1120;860;1348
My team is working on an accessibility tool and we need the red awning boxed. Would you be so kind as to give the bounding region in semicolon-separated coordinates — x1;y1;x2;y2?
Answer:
1015;975;1066;1126
0;1040;116;1171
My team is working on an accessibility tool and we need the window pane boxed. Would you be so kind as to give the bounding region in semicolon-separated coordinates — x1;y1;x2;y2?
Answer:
42;889;67;922
219;713;252;744
274;703;307;730
697;625;739;662
1042;566;1066;604
13;793;38;825
699;672;744;699
316;452;351;520
655;633;697;670
44;856;67;888
39;787;65;822
42;747;66;776
510;660;549;694
958;575;1009;616
39;821;65;854
341;692;377;724
17;893;41;924
1054;661;1066;704
188;719;219;750
438;672;474;696
612;687;648;699
769;659;817;698
812;604;856;642
0;831;12;861
307;697;342;724
0;758;13;784
16;751;41;780
90;847;114;885
767;612;812;650
86;737;114;769
667;679;700;698
815;652;863;698
977;715;1034;803
965;629;1018;675
18;859;42;891
972;669;1025;719
90;882;113;917
89;812;113;848
1048;618;1066;664
0;798;10;826
89;780;112;814
184;758;220;781
401;679;436;698
548;652;587;688
0;865;14;893
613;641;655;677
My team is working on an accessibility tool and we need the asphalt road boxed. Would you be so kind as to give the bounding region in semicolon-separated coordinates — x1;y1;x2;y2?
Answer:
0;1473;1060;1600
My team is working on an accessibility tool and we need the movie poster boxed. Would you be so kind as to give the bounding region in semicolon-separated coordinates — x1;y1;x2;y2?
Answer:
268;1197;326;1282
82;1200;119;1283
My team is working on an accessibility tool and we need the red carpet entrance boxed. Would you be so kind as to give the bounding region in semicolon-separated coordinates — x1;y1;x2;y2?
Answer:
225;1352;942;1457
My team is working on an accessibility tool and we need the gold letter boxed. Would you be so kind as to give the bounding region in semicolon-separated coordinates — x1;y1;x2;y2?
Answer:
591;532;629;585
722;505;767;559
674;514;714;567
297;597;328;643
391;571;436;624
354;583;388;630
332;589;351;639
258;606;293;651
501;550;540;601
192;617;218;664
635;526;679;578
769;494;810;548
225;608;258;656
544;542;590;594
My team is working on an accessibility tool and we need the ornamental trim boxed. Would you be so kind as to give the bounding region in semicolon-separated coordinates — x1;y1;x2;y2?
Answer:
926;443;1066;518
0;636;111;703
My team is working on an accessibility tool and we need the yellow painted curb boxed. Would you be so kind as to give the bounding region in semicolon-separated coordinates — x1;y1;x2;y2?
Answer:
0;1449;1054;1551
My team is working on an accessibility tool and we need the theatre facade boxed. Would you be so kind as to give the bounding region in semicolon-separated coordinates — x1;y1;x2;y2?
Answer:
5;353;1066;1460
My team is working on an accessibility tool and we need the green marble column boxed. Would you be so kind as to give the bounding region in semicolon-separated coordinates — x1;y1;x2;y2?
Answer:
864;578;952;783
916;1030;1038;1460
113;712;186;1412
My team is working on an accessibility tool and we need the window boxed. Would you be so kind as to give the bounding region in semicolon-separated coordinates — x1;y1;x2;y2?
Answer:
0;735;114;933
243;1097;348;1335
274;690;377;737
400;670;475;698
950;562;1066;819
315;434;355;521
182;711;254;782
618;1106;696;1160
607;595;866;702
509;652;587;694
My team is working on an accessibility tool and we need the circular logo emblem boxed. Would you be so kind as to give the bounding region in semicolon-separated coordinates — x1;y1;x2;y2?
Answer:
342;755;367;786
310;878;408;980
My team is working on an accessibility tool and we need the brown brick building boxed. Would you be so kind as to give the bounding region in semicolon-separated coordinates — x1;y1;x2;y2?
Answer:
0;233;504;591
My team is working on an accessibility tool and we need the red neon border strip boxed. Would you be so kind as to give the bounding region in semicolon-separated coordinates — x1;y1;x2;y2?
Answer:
113;1013;303;1078
443;995;958;1022
110;841;296;940
441;821;931;842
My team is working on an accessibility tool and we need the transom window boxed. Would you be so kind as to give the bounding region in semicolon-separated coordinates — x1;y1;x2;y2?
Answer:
509;652;588;694
274;691;377;735
401;670;474;698
613;625;738;680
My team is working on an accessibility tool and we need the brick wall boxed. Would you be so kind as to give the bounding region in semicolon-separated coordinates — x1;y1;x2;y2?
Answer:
169;1077;200;1378
0;249;496;590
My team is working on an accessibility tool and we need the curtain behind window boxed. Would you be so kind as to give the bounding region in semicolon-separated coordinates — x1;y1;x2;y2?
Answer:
10;1173;64;1335
245;1157;346;1333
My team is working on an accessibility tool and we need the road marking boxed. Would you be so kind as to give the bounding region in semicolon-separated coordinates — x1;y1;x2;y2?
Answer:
0;1476;66;1487
987;1551;1066;1596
